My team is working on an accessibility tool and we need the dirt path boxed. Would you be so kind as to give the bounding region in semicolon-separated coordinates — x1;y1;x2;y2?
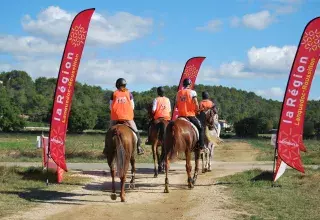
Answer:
2;140;273;220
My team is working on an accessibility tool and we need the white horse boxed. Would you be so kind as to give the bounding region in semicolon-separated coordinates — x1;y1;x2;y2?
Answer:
201;113;222;173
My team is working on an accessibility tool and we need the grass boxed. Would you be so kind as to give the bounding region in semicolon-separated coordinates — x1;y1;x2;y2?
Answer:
0;132;154;163
246;137;320;164
218;168;320;220
0;166;91;218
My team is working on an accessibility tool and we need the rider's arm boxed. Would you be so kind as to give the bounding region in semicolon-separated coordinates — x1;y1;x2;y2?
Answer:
109;92;113;110
191;90;199;112
152;98;157;113
130;92;135;110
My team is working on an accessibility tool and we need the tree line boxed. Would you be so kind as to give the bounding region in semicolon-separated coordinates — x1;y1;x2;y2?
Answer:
0;70;319;138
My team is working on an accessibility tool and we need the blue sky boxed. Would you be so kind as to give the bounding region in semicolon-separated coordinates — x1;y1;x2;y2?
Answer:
0;0;320;101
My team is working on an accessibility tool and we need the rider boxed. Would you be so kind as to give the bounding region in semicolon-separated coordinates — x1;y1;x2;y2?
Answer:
200;91;217;113
109;78;145;155
176;78;205;151
146;86;172;144
200;91;219;130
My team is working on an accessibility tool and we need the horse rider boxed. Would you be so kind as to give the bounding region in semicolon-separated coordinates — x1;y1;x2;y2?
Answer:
109;78;145;155
175;78;205;151
200;91;217;113
200;91;220;131
145;86;172;144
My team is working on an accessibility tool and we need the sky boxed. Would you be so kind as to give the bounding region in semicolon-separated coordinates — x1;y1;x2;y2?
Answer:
0;0;320;101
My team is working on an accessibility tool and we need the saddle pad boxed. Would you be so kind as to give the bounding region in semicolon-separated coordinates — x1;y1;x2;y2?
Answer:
177;118;199;140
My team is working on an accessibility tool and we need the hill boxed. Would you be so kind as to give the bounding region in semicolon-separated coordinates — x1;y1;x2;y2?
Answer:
0;70;319;135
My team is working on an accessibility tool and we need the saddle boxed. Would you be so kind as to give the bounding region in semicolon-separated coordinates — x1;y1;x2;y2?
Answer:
111;121;138;143
177;117;199;140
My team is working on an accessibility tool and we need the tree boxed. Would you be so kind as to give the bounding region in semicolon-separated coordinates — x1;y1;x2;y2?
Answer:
0;87;26;131
303;121;314;139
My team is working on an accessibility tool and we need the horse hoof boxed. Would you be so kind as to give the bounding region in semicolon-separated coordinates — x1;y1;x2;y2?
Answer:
202;170;206;173
207;169;212;172
111;193;117;200
188;183;194;189
129;183;135;189
154;174;158;178
121;198;125;202
164;188;169;193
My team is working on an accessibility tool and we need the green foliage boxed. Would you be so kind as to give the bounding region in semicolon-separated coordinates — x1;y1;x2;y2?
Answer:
304;121;315;139
0;86;26;131
234;117;259;137
0;71;320;135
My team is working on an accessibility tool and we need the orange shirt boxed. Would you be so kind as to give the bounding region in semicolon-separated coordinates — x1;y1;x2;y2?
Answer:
153;97;171;120
110;90;134;120
176;88;197;117
200;99;214;111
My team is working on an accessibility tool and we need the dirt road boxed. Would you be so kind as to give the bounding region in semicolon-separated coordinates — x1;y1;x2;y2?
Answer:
3;141;273;220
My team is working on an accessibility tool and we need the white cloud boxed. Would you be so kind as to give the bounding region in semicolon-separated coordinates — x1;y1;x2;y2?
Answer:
0;44;301;89
22;6;153;47
242;10;275;30
256;87;284;99
196;19;223;32
247;45;297;73
0;35;63;55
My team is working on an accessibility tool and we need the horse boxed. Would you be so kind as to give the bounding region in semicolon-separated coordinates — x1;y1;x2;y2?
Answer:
146;103;169;177
163;107;220;193
103;122;137;202
201;111;223;173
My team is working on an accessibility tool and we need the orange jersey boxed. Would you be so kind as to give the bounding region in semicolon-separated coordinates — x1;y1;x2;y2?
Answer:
176;89;197;117
200;99;214;111
111;90;134;120
153;97;171;120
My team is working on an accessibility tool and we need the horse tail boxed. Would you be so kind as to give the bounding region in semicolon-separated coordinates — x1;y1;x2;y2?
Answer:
168;122;178;161
160;121;174;163
113;128;126;178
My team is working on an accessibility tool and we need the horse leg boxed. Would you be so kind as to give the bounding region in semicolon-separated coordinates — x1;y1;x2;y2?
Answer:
156;145;163;174
129;155;136;189
205;150;209;172
152;141;158;178
120;176;126;202
201;152;205;173
208;143;214;172
164;155;170;193
110;164;117;200
193;149;200;185
185;150;193;189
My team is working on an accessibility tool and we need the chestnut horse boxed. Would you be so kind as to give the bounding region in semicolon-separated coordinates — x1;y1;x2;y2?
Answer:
103;122;137;202
163;108;219;193
147;104;169;177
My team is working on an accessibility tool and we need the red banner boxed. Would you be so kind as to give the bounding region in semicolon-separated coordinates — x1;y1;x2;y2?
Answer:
49;8;95;172
274;17;320;180
171;57;206;120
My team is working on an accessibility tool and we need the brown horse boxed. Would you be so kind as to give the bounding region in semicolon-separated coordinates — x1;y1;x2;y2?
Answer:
147;104;169;177
163;108;219;193
103;122;137;202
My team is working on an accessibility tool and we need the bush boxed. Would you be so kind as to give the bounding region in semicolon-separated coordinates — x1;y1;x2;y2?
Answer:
234;117;259;137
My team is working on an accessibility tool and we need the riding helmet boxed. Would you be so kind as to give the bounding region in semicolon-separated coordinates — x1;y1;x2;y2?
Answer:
202;91;209;99
157;86;165;97
183;78;192;87
116;78;127;89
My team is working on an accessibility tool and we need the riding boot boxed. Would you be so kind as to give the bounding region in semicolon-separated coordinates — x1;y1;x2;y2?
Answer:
136;131;145;155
